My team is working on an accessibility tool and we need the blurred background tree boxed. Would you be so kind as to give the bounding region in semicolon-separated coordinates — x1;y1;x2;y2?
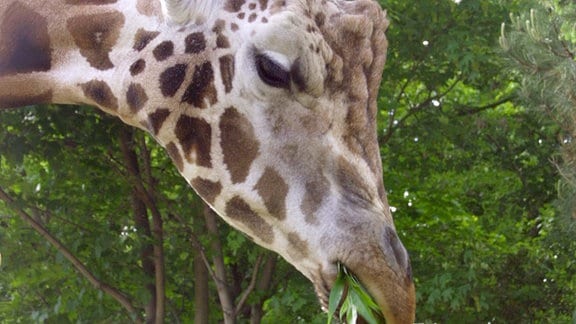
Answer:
0;0;574;322
500;0;576;231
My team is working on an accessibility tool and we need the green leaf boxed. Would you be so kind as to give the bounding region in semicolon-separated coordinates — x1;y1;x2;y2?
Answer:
327;265;346;324
327;263;382;324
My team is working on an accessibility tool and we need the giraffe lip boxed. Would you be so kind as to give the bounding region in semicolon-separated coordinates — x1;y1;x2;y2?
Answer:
312;264;338;313
314;278;331;311
314;260;356;315
314;262;377;322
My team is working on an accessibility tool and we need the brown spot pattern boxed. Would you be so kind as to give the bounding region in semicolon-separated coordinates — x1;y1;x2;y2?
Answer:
336;157;373;208
175;115;212;168
191;178;222;204
0;91;53;109
67;12;124;70
219;107;260;184
166;142;183;172
159;64;187;97
130;59;146;76
0;2;51;76
255;167;288;220
219;55;235;93
258;0;268;10
216;35;230;49
315;12;326;27
181;62;217;109
300;173;330;224
287;232;310;259
225;0;246;12
136;0;158;16
225;196;274;244
269;0;287;12
184;32;206;54
153;41;174;61
133;29;160;51
248;13;258;23
212;19;225;33
148;108;171;134
65;0;117;4
126;83;148;112
80;80;118;110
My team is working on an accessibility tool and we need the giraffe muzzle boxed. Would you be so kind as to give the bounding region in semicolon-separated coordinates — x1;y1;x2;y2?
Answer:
338;225;416;324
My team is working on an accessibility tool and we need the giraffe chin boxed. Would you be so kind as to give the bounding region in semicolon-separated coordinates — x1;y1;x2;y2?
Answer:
322;258;416;324
339;243;416;324
316;258;416;324
309;222;416;323
355;265;416;324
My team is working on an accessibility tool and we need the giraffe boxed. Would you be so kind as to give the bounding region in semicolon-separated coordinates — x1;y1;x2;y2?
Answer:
0;0;416;322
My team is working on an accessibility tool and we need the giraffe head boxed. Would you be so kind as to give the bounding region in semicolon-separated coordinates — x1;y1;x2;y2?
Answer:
146;1;415;321
0;0;415;321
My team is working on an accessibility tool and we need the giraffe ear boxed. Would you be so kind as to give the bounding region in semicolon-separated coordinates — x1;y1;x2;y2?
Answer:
160;0;224;25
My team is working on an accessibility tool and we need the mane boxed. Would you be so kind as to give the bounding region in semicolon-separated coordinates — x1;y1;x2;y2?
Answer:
317;0;390;196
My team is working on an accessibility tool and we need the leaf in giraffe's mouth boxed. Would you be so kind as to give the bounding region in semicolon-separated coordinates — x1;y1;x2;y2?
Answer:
326;262;385;324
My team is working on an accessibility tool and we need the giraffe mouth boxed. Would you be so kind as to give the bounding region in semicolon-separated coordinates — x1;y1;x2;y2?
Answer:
312;264;337;313
311;235;416;324
314;263;376;323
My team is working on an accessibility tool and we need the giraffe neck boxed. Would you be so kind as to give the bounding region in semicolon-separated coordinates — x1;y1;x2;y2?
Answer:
0;1;416;321
0;0;229;128
0;0;314;269
2;1;133;109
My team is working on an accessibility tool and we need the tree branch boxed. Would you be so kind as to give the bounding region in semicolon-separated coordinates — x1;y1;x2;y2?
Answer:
118;128;157;322
168;209;219;287
193;251;210;324
381;77;463;144
250;253;277;324
203;205;236;324
235;254;263;315
118;127;166;324
0;187;143;323
454;95;515;116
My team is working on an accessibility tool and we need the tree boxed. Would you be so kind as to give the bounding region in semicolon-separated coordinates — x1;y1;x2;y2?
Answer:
0;106;320;323
500;0;576;227
379;0;575;321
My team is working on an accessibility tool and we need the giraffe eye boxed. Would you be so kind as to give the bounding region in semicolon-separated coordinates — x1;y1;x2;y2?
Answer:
255;54;290;89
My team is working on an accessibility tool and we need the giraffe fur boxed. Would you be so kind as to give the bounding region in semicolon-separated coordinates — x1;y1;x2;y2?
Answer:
0;0;416;322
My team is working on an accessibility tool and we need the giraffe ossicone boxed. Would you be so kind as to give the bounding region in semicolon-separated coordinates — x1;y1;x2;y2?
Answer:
0;0;416;322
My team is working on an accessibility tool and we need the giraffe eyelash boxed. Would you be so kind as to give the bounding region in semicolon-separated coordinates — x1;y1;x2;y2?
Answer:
254;53;291;89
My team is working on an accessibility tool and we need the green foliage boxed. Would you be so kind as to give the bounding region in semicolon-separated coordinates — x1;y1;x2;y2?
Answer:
261;273;325;324
378;0;575;321
500;0;576;229
0;106;325;323
327;263;383;324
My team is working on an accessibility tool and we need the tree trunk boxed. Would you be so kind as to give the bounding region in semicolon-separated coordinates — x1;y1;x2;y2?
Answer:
150;203;165;324
250;254;277;324
133;193;157;322
203;204;236;324
194;252;210;324
118;128;165;323
0;187;143;322
119;128;157;322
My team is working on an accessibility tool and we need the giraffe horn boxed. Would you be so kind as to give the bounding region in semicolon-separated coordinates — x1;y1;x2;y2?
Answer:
159;0;223;25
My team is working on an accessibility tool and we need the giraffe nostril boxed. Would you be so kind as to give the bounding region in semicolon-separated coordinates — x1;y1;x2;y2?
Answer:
381;226;412;281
